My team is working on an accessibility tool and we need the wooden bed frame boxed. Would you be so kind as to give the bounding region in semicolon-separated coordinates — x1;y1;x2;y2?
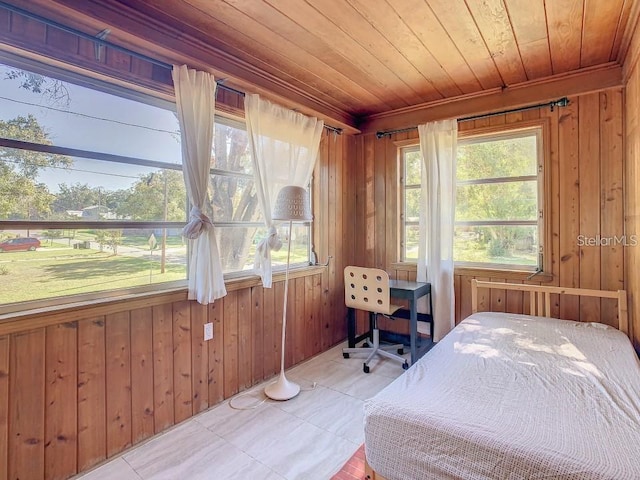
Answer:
471;279;629;335
364;280;630;480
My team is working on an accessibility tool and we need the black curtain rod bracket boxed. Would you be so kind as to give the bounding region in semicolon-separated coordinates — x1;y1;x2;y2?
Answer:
375;97;570;139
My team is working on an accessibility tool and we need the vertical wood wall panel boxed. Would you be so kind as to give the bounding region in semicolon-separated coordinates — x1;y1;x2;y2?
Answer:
152;304;174;433
327;134;339;346
284;278;296;369
624;24;640;350
558;99;581;320
274;282;285;373
262;285;276;380
77;318;106;471
0;336;8;480
130;308;155;444
311;274;322;356
599;89;625;327
545;104;562;318
251;287;264;385
172;302;192;423
190;303;209;414
333;135;347;345
578;94;602;323
236;289;252;391
105;312;131;458
9;330;45;480
293;277;306;364
44;322;78;480
207;299;225;405
317;135;332;351
223;291;239;398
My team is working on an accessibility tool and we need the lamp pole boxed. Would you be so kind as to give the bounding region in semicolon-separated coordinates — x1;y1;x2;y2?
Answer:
265;218;301;401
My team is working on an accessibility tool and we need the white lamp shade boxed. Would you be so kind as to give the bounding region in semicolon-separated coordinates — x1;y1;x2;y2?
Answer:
272;185;312;221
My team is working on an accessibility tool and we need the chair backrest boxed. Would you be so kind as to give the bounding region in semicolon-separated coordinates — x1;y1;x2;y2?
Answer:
344;266;392;315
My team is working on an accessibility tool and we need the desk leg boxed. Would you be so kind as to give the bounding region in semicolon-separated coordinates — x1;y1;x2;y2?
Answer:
429;291;435;340
347;307;356;348
409;298;418;364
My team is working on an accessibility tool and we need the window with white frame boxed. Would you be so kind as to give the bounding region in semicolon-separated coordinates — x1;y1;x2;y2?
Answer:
0;59;309;309
400;126;544;270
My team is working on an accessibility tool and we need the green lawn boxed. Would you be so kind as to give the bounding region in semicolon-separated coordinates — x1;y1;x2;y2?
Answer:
0;248;185;304
404;239;537;266
0;231;310;305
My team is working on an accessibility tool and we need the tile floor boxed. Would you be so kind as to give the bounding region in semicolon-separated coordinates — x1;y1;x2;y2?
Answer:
73;341;409;480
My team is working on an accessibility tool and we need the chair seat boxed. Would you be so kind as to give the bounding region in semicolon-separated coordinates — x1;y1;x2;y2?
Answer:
381;303;404;316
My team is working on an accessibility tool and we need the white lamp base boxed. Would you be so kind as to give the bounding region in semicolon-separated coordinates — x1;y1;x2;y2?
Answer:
264;371;300;401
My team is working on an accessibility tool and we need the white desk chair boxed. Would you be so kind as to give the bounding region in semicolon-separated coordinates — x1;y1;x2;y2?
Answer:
342;266;409;373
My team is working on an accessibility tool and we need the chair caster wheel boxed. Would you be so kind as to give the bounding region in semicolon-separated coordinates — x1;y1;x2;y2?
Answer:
397;348;404;355
363;364;370;374
343;352;350;359
402;361;409;370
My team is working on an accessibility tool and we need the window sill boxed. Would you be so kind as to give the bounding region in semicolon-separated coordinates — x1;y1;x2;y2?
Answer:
223;264;327;292
390;262;554;283
0;264;327;336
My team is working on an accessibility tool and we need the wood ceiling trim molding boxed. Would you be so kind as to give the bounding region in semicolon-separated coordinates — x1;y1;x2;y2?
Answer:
359;63;623;134
7;0;359;131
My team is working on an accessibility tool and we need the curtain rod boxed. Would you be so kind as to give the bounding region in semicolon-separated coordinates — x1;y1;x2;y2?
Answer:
375;97;570;139
0;1;343;135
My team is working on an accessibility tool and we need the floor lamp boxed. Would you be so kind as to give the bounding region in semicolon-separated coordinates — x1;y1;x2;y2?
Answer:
264;185;312;401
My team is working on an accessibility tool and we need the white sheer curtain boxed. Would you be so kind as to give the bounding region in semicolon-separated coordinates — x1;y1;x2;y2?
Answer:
418;119;457;341
245;93;324;287
172;64;226;304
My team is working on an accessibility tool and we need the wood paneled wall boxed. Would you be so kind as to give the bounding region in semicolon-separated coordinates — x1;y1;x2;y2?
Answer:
354;88;625;332
0;131;355;480
624;16;640;352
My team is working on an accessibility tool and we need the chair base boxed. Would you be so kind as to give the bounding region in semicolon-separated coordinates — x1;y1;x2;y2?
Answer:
343;328;408;373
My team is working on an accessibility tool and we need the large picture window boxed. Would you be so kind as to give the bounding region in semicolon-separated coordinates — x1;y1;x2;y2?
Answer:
0;60;309;309
400;125;544;270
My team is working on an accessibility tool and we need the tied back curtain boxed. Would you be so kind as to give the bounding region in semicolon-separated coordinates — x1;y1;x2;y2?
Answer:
418;119;457;341
245;93;324;288
172;64;226;304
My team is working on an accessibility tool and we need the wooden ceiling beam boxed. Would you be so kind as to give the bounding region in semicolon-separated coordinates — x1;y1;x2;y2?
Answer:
358;63;623;134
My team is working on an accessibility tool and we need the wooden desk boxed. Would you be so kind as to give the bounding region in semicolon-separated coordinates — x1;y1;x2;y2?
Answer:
346;280;433;365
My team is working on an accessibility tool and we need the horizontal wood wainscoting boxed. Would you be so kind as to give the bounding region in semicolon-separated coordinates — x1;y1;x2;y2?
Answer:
353;87;625;335
0;131;356;480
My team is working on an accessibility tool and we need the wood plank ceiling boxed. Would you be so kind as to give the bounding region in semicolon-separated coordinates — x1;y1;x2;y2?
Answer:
3;0;638;126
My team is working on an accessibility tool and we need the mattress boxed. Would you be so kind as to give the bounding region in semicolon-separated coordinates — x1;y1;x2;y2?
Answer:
364;312;640;480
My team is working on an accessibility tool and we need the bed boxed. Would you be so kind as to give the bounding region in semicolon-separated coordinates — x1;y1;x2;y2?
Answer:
363;280;640;480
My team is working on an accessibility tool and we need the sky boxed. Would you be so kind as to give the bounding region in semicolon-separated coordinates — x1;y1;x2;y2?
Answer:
0;63;182;193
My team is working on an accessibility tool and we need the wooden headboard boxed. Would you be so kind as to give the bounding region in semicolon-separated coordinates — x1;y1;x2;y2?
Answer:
471;280;629;335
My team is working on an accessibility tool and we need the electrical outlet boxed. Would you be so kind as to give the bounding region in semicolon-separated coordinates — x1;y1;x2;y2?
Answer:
204;322;213;341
